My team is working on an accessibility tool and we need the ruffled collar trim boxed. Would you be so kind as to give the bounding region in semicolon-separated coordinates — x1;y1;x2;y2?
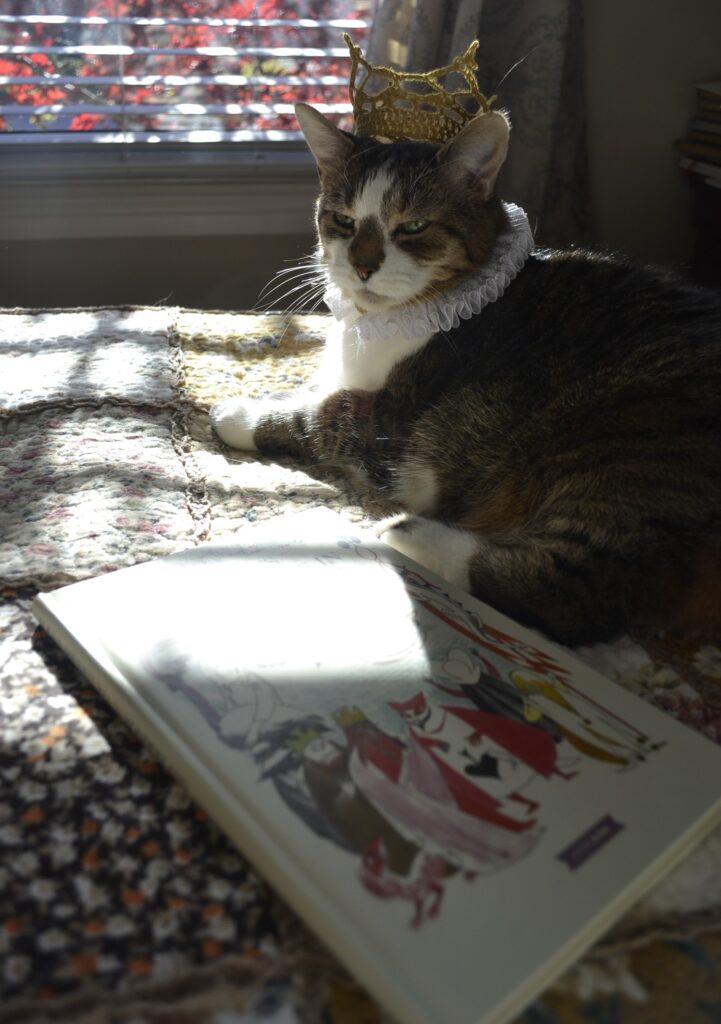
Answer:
323;202;533;342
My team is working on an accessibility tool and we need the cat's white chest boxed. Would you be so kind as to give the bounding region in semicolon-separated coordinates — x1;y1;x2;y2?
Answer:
318;317;433;392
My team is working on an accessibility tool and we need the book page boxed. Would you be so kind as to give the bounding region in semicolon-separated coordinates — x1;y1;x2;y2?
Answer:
36;508;721;1024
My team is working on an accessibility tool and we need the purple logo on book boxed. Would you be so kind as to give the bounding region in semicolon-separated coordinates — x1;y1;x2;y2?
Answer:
557;816;625;870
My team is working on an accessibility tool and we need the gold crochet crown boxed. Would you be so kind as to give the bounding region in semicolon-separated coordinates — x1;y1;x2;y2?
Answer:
344;33;496;144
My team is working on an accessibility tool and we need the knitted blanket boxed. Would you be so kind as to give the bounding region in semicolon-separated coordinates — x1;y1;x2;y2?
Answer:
2;307;721;1024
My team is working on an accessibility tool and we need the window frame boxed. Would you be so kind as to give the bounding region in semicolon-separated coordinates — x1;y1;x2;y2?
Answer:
0;141;320;241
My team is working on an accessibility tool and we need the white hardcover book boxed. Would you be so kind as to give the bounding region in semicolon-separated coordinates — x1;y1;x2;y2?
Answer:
33;508;721;1024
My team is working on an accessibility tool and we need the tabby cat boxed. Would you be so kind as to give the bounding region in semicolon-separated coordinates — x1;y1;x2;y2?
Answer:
211;102;721;646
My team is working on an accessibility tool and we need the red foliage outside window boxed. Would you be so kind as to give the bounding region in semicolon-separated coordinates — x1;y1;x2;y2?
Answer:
0;0;368;136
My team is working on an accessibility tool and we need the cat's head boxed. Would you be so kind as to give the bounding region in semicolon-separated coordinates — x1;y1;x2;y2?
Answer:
296;102;510;313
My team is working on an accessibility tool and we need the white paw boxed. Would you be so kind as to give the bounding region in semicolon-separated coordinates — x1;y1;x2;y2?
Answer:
378;516;434;566
374;513;409;540
377;516;478;590
209;397;260;451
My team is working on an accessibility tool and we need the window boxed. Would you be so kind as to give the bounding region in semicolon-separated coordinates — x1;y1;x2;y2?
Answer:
0;0;371;144
0;2;373;245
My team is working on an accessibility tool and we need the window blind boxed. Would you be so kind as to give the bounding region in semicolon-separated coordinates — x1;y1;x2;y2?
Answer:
0;1;370;144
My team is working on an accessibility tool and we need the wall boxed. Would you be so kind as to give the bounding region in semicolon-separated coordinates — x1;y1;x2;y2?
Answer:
0;234;316;311
0;153;319;311
583;0;721;268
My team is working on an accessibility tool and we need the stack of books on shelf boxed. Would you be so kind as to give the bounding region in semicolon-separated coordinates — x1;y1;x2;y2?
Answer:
676;81;721;189
676;81;721;286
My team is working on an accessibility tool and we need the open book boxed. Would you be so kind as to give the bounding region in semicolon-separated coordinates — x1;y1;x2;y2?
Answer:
33;508;721;1024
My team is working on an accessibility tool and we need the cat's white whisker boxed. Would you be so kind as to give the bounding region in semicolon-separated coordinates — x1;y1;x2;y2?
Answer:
256;264;324;302
260;269;324;294
270;286;328;348
278;281;327;315
257;283;325;314
261;265;322;287
251;276;321;311
257;272;320;301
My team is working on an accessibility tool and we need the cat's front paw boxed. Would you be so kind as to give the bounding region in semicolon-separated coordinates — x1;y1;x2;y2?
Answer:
209;397;260;451
376;514;431;563
376;514;477;590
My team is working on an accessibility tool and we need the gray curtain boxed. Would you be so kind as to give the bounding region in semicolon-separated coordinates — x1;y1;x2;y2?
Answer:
367;0;593;246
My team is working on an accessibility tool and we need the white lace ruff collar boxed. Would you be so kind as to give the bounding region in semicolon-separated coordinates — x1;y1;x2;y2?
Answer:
323;202;533;342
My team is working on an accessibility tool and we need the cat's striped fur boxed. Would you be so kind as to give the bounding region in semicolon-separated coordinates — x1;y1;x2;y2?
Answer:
211;103;721;645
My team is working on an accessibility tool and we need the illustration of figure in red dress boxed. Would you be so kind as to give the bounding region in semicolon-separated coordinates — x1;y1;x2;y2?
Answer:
334;705;543;871
387;691;576;822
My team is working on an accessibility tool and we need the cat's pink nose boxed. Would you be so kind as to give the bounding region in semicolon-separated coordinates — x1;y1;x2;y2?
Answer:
355;265;375;281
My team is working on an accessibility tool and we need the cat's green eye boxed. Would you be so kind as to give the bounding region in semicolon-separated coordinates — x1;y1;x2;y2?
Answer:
333;212;355;230
398;219;431;235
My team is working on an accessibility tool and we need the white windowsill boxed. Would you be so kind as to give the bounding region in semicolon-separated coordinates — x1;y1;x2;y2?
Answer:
0;143;320;241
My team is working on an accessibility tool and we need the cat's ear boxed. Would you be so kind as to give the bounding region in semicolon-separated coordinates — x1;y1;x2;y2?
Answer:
438;110;510;199
295;102;354;180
